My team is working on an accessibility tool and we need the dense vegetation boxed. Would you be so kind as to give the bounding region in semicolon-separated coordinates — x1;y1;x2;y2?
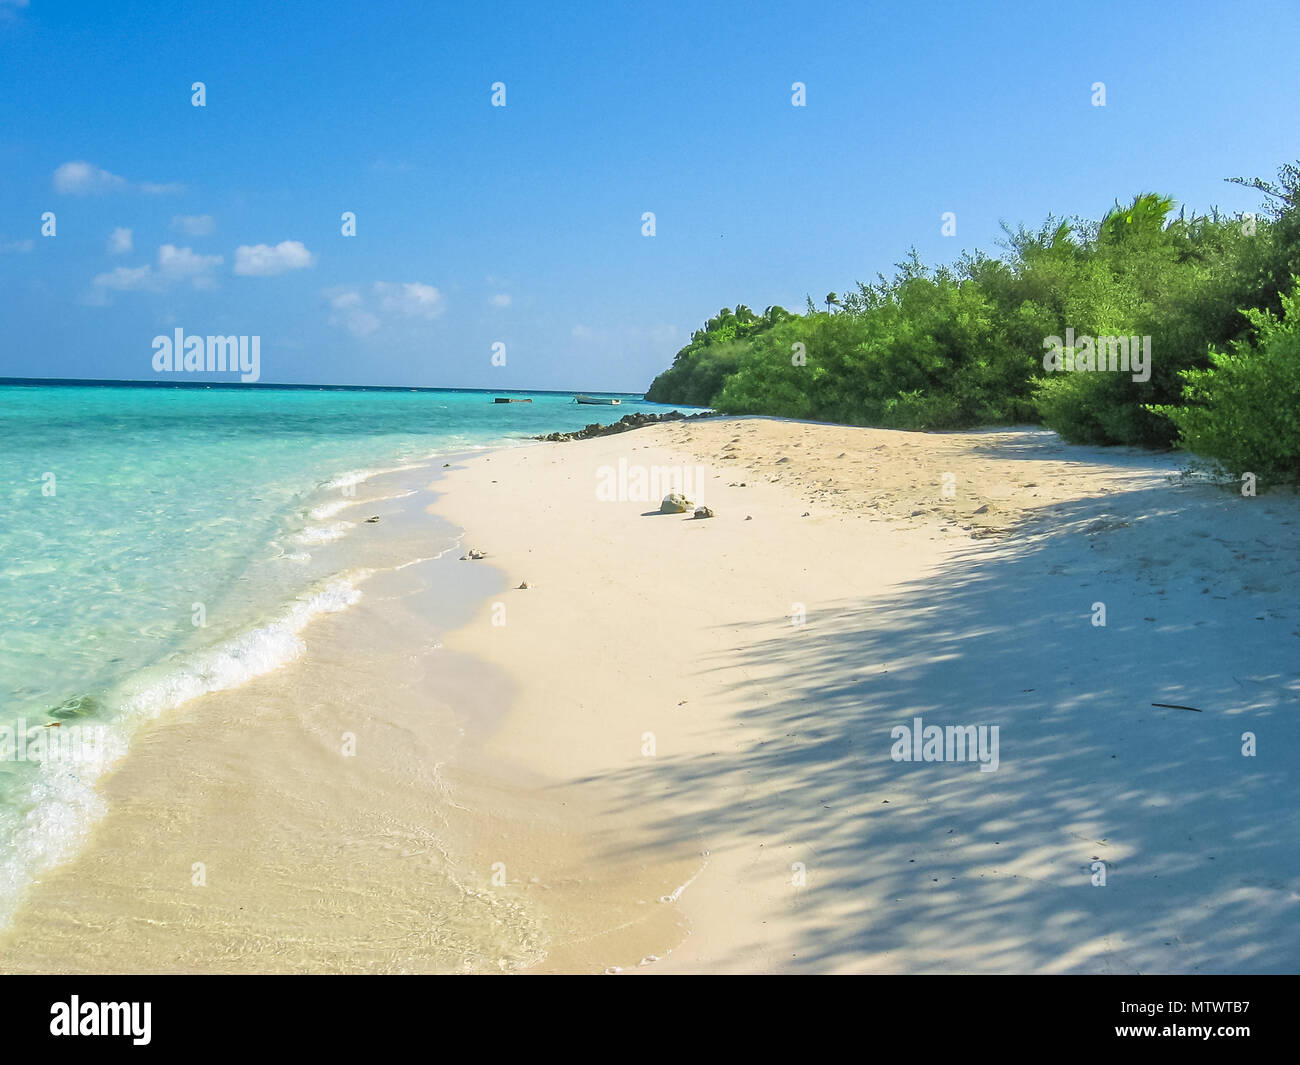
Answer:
646;162;1300;485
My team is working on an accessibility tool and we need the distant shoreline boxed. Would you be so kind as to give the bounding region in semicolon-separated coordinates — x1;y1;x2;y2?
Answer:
0;377;645;396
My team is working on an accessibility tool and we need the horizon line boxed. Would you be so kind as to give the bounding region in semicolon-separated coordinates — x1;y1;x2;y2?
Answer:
0;376;648;397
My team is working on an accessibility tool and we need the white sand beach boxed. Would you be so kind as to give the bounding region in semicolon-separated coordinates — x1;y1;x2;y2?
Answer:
431;417;1300;973
2;417;1297;973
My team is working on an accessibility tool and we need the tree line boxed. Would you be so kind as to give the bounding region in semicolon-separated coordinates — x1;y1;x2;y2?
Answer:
645;161;1300;486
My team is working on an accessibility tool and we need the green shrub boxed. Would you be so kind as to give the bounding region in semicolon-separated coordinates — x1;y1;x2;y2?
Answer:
643;163;1300;448
1151;280;1300;486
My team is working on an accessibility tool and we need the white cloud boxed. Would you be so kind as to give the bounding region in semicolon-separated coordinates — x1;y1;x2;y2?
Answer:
171;214;215;236
326;281;445;337
1;238;34;254
54;161;127;195
234;240;316;276
108;227;132;254
158;244;222;287
90;244;223;302
374;281;443;318
91;264;154;293
490;293;512;307
54;160;184;196
328;290;381;337
347;312;380;336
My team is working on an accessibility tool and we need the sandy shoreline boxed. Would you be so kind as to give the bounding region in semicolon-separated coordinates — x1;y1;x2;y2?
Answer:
431;418;1300;972
2;416;1298;973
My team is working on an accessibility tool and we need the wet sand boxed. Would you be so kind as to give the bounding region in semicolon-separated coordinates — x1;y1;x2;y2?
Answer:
0;462;696;973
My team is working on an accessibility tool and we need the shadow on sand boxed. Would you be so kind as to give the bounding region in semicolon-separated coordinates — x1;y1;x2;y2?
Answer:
584;482;1300;972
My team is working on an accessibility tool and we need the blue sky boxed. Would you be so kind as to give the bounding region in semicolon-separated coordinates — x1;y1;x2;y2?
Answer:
2;0;1298;390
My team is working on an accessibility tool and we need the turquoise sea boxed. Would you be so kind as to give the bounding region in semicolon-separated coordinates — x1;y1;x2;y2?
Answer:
0;382;691;923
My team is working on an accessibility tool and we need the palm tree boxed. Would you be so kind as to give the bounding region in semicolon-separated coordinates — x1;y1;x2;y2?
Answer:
825;292;841;314
704;307;735;333
1099;193;1175;245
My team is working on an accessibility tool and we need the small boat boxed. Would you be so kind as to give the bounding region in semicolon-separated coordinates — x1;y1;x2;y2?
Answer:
574;394;621;405
494;397;532;403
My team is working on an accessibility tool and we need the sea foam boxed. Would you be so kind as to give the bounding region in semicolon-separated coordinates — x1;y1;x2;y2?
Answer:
0;576;366;927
